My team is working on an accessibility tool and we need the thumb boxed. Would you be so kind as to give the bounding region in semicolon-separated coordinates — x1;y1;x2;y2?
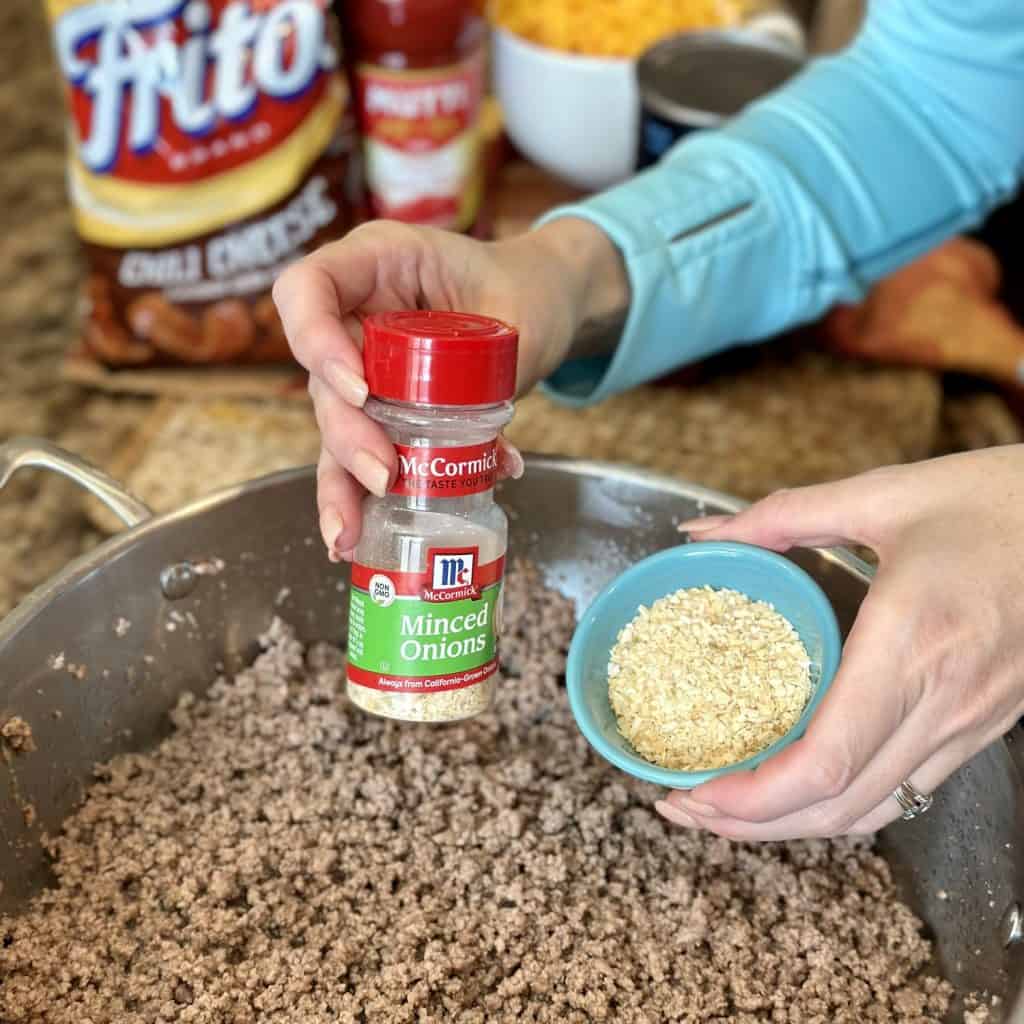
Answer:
678;475;892;554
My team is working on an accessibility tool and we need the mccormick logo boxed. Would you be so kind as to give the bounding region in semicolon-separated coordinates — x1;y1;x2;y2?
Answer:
423;549;479;603
54;0;337;179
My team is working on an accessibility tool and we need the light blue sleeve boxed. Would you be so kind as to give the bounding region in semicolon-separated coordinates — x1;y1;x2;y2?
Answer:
539;0;1024;405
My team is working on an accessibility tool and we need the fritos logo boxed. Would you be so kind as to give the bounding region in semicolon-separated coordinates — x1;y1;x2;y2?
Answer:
54;0;337;180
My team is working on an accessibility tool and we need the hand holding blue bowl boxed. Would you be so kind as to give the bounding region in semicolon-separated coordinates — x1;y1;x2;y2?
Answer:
572;451;1024;843
567;541;842;791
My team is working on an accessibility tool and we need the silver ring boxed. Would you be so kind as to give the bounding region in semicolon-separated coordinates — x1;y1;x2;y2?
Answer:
893;780;933;820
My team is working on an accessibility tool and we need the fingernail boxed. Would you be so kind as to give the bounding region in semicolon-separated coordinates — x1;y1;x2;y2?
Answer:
655;800;699;829
672;797;721;818
677;515;732;534
352;450;390;498
500;443;525;480
320;506;345;552
338;547;355;563
323;359;369;408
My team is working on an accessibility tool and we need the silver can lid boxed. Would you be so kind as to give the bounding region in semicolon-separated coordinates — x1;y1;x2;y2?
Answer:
637;30;805;128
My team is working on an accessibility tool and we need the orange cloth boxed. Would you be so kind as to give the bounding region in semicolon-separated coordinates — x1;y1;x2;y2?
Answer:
822;238;1024;385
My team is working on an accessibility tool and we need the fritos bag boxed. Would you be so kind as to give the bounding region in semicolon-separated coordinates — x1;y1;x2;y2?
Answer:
46;0;362;367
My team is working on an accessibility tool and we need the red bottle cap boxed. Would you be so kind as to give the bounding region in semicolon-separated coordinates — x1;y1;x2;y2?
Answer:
362;311;519;406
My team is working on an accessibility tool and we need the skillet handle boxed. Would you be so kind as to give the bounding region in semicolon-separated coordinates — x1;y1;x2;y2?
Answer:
0;437;152;529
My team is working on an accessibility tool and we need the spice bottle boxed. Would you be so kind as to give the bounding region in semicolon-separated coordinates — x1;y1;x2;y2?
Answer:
346;311;518;722
343;0;487;232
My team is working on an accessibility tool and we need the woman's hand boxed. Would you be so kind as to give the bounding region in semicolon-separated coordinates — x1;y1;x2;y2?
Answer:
273;218;628;560
659;445;1024;840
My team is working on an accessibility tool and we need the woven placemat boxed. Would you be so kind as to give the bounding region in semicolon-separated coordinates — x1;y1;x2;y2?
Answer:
85;399;321;533
937;391;1023;454
84;350;969;538
11;359;1022;619
506;352;944;500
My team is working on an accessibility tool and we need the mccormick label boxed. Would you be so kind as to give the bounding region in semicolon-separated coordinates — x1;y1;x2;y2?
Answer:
391;441;498;498
347;549;505;694
353;54;485;231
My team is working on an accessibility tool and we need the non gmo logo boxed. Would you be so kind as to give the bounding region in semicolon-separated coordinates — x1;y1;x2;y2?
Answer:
369;574;396;607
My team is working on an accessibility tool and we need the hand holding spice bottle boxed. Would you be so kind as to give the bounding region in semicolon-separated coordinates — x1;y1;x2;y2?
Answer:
271;218;629;559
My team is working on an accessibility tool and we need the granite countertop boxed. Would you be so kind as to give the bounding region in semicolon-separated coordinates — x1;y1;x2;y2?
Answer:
1;0;1020;621
0;1;153;615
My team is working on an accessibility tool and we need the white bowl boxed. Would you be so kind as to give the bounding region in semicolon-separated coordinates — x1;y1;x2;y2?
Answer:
491;14;805;193
492;28;636;192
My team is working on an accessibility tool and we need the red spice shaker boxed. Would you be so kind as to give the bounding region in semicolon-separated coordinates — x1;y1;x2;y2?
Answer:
343;0;487;233
346;311;519;724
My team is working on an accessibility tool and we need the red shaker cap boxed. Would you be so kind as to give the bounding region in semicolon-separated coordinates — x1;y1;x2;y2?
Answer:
362;311;519;406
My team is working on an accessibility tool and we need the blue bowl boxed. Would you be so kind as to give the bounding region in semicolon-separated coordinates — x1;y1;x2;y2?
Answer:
566;541;843;789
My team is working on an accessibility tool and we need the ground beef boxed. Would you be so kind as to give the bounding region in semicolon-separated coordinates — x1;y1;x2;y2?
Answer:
0;571;953;1023
0;716;36;755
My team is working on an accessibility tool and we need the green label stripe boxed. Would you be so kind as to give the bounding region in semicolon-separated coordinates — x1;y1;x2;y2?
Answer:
348;581;501;681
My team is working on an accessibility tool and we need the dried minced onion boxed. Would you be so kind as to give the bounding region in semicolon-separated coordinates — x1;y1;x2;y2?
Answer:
608;586;812;771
